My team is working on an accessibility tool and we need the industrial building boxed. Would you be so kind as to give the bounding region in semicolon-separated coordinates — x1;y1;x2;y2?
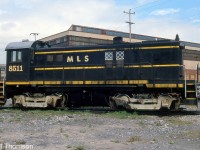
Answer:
41;24;200;81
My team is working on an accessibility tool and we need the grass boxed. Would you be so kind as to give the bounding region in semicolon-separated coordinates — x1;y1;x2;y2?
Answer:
79;129;86;133
0;117;3;122
60;127;69;138
15;139;26;145
127;136;142;143
103;111;140;119
185;130;200;139
111;140;120;143
169;140;175;144
74;145;85;150
167;118;192;126
1;108;144;121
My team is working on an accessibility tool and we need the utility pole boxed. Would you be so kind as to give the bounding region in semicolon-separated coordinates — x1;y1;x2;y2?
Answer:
30;33;39;41
124;9;135;43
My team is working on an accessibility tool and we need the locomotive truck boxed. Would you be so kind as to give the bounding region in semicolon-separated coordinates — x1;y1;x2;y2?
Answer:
0;37;198;110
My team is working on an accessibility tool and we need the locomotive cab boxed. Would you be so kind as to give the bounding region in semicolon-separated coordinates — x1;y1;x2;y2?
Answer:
6;42;31;81
5;41;49;82
5;41;49;99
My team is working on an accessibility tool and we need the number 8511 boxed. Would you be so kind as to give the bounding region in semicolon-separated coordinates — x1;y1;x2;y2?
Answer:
8;65;23;72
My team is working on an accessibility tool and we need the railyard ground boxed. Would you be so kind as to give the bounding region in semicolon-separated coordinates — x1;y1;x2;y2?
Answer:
0;102;200;150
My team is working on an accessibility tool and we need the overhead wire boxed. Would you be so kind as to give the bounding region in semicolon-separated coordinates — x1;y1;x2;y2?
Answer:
102;0;166;32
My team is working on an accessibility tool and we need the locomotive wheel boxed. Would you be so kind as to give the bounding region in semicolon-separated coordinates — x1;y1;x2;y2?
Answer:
12;98;16;107
56;94;68;109
109;99;118;110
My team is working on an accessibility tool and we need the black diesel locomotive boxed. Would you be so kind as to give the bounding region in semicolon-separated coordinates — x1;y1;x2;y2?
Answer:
3;38;198;110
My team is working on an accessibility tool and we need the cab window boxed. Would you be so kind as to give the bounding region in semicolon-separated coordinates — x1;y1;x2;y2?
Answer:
11;51;22;62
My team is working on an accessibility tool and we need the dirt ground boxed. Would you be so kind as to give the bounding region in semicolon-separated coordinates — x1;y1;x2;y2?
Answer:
0;105;200;150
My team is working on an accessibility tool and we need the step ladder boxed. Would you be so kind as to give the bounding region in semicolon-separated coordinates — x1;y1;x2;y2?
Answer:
0;80;5;106
185;81;198;107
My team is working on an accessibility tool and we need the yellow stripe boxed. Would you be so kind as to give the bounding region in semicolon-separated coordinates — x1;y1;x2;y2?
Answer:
178;84;184;88
35;67;63;71
85;81;105;84
30;81;44;84
153;64;181;67
35;66;105;71
6;80;148;85
6;82;29;85
66;81;84;84
146;84;184;88
186;83;195;85
35;64;181;71
140;46;179;50
6;81;182;88
64;66;105;70
35;45;180;55
186;98;196;100
129;80;148;84
155;84;177;88
146;84;154;88
106;80;129;84
127;64;181;68
44;81;62;84
35;49;106;55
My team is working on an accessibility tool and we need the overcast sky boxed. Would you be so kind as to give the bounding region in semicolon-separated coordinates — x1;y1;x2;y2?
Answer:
0;0;200;63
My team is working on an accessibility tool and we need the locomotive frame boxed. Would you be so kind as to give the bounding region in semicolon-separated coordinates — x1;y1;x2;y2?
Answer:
2;38;198;110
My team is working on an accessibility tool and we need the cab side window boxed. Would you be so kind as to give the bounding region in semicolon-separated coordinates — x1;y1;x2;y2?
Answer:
11;51;22;62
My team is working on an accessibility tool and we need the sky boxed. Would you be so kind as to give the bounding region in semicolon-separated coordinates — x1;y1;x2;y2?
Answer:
0;0;200;63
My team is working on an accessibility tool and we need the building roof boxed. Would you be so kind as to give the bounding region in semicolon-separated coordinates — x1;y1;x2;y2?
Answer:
40;24;200;48
69;25;200;47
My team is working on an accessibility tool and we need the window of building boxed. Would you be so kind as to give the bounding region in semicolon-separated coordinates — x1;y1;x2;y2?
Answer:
11;51;22;62
190;74;195;80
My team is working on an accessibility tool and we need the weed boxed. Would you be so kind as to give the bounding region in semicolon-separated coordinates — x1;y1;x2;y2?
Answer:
111;140;120;143
185;130;200;139
63;134;69;138
60;128;64;133
79;129;86;133
155;122;162;126
66;145;72;149
104;111;139;119
168;118;192;126
127;136;142;143
169;140;175;144
0;117;3;122
15;139;26;145
74;145;85;150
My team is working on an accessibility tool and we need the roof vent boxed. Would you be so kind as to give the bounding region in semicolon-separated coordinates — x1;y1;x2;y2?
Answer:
113;37;123;44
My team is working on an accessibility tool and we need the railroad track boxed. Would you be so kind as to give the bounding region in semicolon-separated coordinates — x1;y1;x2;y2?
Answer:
1;105;199;116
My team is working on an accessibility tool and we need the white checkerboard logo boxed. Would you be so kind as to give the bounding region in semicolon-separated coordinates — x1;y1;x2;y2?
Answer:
116;51;124;60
